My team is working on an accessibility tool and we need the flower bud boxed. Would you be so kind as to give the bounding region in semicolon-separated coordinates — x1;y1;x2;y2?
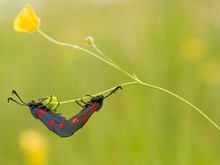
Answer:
43;95;59;112
85;36;94;45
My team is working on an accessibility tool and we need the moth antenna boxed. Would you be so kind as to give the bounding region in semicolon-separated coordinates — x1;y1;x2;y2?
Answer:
11;90;27;105
104;86;122;99
7;97;27;106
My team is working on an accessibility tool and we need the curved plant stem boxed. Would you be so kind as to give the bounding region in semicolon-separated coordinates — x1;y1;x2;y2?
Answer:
36;28;220;132
91;43;139;82
59;82;138;105
139;82;220;131
37;28;139;82
61;81;220;131
37;28;123;74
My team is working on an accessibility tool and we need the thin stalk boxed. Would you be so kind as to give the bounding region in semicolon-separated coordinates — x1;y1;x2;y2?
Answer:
61;81;220;131
139;82;220;131
92;43;139;82
37;28;119;71
59;81;138;105
36;28;220;132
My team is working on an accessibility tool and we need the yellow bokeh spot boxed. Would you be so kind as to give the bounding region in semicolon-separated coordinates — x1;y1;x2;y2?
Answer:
181;37;207;61
19;130;48;165
197;61;220;85
14;4;40;32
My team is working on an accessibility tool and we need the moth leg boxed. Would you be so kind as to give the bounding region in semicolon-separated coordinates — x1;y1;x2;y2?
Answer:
38;97;47;102
38;96;53;108
76;96;93;108
52;102;60;111
80;95;94;105
80;97;88;105
75;99;84;108
85;94;94;98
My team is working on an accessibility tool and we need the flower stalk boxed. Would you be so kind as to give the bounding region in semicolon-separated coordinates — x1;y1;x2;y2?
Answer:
13;4;220;132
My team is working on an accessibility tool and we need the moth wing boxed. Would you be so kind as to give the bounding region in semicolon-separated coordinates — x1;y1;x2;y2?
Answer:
35;108;73;137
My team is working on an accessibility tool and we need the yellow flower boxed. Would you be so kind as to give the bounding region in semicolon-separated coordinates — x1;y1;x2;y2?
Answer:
14;4;40;32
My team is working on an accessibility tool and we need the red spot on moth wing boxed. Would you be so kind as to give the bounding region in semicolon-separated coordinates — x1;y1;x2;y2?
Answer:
89;103;97;112
72;118;79;123
49;118;55;127
59;123;65;128
82;113;88;121
37;109;47;117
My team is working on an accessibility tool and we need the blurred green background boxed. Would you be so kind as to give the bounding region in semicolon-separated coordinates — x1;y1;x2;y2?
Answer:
1;0;220;164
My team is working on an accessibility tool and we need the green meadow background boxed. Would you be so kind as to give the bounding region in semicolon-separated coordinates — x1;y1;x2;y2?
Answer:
1;0;220;164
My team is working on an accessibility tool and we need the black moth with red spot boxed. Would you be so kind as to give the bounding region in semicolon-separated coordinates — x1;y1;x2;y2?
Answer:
8;86;122;137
